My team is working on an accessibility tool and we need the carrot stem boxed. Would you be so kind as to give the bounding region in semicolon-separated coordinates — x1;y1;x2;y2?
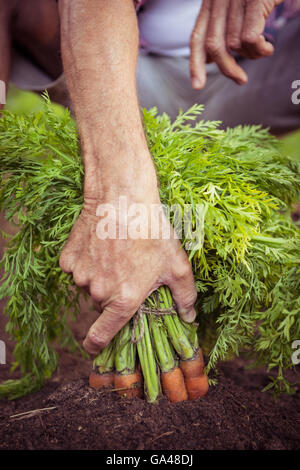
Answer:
135;312;161;403
114;323;136;375
93;340;115;374
153;286;196;361
149;314;177;373
181;320;200;351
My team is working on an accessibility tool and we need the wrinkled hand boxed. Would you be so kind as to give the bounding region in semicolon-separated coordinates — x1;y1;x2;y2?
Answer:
59;198;197;355
190;0;283;89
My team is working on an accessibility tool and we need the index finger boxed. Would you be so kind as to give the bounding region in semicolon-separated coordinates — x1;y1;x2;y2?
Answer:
205;0;247;85
189;0;211;89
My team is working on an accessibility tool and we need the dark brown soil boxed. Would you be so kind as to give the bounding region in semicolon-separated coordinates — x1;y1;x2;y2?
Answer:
0;357;299;450
1;214;300;450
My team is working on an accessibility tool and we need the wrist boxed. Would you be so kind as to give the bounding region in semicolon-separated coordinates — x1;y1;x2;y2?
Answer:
83;149;159;206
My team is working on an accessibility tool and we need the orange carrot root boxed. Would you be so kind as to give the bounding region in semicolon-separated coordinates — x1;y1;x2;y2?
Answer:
114;370;143;398
179;349;205;379
89;371;114;390
185;375;209;400
161;367;188;403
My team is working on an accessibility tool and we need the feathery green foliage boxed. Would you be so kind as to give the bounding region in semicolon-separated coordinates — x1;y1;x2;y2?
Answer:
0;96;299;398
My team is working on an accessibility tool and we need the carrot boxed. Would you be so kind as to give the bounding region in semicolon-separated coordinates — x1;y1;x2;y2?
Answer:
89;371;114;390
113;324;143;399
184;375;209;400
114;370;143;398
179;349;209;400
91;341;115;390
179;349;205;378
161;367;188;403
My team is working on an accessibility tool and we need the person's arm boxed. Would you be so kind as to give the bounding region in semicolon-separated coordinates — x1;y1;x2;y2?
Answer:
190;0;283;89
0;0;12;110
58;0;197;355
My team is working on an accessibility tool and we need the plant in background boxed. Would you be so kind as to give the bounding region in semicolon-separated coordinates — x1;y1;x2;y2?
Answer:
0;95;299;400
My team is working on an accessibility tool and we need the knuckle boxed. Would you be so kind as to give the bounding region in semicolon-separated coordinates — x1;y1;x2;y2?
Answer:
172;262;193;281
116;284;139;311
242;30;259;45
115;294;138;312
227;36;241;50
59;251;74;273
89;282;105;302
190;30;202;44
206;38;222;57
72;269;89;288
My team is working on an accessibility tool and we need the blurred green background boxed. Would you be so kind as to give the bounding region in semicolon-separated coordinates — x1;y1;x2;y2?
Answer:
5;87;65;116
4;86;300;162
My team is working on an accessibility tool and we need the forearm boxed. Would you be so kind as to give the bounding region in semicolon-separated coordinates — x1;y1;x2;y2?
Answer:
0;2;12;110
59;0;157;202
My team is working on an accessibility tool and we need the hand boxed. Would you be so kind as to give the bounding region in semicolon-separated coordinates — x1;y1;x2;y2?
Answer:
59;193;197;356
190;0;283;89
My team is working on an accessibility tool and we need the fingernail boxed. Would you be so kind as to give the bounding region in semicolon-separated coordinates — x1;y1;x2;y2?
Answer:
192;78;204;89
237;72;248;86
237;77;247;86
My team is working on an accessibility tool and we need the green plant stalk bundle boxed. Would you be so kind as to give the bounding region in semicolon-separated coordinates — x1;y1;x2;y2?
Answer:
0;95;299;399
93;285;200;402
142;286;200;402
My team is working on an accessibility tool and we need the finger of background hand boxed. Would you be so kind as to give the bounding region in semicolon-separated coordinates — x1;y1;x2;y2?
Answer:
206;0;248;85
248;35;274;59
83;304;136;355
244;33;274;59
167;261;197;323
189;0;211;89
226;0;245;51
241;0;274;57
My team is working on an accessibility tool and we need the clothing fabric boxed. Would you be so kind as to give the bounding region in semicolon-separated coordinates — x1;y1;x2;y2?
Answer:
138;0;201;57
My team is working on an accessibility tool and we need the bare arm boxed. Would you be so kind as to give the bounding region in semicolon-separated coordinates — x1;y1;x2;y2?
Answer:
59;0;156;199
59;0;197;355
0;1;12;110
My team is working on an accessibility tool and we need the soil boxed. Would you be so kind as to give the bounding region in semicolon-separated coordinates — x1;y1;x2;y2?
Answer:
0;359;299;451
0;214;300;450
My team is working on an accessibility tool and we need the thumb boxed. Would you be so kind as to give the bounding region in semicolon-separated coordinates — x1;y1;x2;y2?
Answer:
83;303;136;355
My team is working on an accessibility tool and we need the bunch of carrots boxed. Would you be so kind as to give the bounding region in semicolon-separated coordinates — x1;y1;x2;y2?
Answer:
89;286;209;403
